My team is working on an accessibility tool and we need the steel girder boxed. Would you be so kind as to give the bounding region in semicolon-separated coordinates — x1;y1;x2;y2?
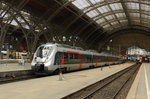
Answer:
53;0;103;36
0;0;29;44
0;0;29;58
82;0;150;13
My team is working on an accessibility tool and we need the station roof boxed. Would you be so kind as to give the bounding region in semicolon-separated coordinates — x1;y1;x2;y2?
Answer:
69;0;150;32
2;0;150;48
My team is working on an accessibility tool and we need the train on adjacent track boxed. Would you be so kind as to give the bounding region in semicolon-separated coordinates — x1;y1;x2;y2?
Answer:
31;43;123;74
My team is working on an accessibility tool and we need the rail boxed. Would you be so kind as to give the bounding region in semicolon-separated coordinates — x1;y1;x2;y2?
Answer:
62;63;141;99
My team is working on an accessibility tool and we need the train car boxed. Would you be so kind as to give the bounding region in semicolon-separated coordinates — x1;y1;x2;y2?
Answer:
31;43;123;74
1;51;28;59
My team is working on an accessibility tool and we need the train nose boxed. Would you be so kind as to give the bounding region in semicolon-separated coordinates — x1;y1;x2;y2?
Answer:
36;57;47;63
34;64;44;71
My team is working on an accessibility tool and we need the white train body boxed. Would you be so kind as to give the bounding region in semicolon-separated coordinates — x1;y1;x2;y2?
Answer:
31;43;122;74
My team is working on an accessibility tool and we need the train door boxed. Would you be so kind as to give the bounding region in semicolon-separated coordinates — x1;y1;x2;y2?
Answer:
55;52;66;65
61;53;64;65
54;52;62;65
94;55;98;66
79;54;83;69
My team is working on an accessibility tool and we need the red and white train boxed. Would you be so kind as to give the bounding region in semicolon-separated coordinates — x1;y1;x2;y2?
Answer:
31;43;123;74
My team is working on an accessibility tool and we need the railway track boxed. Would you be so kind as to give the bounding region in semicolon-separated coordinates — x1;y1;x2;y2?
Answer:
62;63;141;99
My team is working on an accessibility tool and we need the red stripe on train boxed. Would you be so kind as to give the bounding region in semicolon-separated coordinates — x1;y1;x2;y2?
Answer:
79;54;83;69
66;51;81;54
66;51;83;69
61;53;64;65
95;56;98;66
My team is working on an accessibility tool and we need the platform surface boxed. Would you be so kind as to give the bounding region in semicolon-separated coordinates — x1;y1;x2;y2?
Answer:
0;63;31;72
0;63;134;99
127;63;150;99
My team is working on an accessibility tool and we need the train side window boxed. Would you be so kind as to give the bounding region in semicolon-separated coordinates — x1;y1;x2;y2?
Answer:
69;53;73;59
85;55;88;63
90;55;93;62
86;55;89;62
98;56;101;62
100;56;104;62
74;54;80;63
82;55;91;63
54;52;62;65
64;53;69;64
82;55;86;63
65;53;80;64
64;53;68;59
83;55;92;63
74;54;79;59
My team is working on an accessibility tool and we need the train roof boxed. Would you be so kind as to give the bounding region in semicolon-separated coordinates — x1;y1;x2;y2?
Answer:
40;43;120;57
41;43;84;51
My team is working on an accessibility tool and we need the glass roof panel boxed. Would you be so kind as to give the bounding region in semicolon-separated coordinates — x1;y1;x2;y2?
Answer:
72;0;90;9
97;5;110;14
103;24;110;29
115;13;126;18
120;20;128;24
126;3;139;10
111;21;119;25
20;24;30;29
141;4;150;12
105;15;115;20
11;20;18;26
109;3;123;10
141;0;150;4
86;10;99;18
69;0;150;32
120;20;128;23
96;18;105;24
141;21;149;24
90;0;104;5
132;20;140;25
127;0;139;1
113;25;121;29
129;13;140;18
142;14;150;19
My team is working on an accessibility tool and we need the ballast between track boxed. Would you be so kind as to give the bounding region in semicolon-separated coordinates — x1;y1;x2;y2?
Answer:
62;63;141;99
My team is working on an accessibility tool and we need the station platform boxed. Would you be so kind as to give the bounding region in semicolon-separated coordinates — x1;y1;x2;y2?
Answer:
127;63;150;99
0;63;31;72
0;63;134;99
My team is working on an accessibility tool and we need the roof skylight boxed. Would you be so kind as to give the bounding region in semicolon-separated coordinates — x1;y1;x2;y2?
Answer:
72;0;90;9
90;0;104;5
70;0;150;31
97;5;110;14
109;3;123;10
86;10;99;18
126;3;139;10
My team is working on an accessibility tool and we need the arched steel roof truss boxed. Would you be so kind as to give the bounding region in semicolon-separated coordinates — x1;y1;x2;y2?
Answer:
68;0;150;32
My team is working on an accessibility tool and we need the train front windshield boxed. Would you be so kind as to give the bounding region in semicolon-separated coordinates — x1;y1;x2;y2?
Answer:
36;46;53;58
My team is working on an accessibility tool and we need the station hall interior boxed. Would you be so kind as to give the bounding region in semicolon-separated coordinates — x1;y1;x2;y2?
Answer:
1;0;150;99
1;0;150;60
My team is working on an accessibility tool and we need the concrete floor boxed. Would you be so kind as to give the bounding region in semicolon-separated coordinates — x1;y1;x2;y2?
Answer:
0;63;134;99
0;63;31;72
127;63;150;99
